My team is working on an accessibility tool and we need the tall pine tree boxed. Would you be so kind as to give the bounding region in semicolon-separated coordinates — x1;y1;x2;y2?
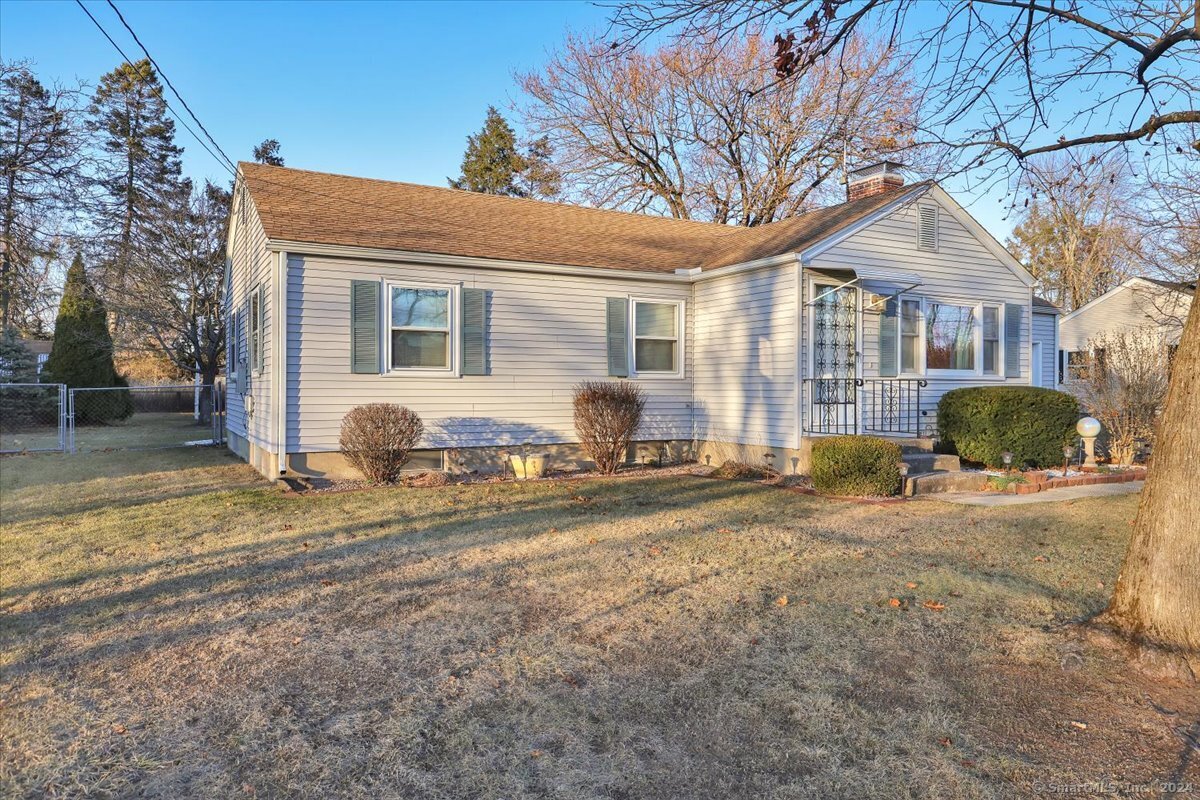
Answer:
43;254;131;421
1;63;83;332
450;107;558;199
87;60;182;300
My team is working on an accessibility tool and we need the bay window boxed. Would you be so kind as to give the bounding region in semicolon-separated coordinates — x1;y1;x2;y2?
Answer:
389;285;452;370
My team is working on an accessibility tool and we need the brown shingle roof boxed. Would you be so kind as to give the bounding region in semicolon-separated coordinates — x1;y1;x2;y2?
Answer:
239;162;930;274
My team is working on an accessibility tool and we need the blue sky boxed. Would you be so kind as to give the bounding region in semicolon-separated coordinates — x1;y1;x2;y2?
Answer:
2;0;1017;238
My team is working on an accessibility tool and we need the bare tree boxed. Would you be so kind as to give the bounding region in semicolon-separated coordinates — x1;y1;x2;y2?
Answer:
1098;289;1199;677
519;32;921;224
609;1;1200;172
108;179;227;418
1076;329;1171;465
1006;152;1140;311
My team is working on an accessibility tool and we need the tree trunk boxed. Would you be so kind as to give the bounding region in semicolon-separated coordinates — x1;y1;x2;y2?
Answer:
1100;287;1200;677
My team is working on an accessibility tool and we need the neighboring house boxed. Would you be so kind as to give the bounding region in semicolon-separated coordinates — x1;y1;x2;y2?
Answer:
1057;277;1194;385
225;160;1046;480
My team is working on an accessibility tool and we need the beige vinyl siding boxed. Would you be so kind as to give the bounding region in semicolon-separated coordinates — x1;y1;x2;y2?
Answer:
225;188;274;448
808;195;1033;435
286;256;693;452
1058;282;1190;352
692;265;798;449
1031;310;1058;387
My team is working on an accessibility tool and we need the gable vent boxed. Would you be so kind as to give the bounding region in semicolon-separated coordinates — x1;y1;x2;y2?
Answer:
917;204;939;252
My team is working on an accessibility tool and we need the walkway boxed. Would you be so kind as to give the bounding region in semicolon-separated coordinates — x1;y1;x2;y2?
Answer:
929;480;1143;507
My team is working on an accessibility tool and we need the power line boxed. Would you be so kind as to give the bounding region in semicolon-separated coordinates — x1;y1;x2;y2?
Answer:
74;0;562;240
105;0;239;175
73;0;237;180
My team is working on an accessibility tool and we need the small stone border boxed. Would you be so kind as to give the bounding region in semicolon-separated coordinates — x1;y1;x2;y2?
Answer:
997;467;1146;496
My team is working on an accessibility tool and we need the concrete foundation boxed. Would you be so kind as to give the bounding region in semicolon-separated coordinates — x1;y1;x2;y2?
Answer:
231;432;933;483
227;430;279;478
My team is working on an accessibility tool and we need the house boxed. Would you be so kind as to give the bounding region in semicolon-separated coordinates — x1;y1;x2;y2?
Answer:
224;160;1050;480
1057;277;1194;384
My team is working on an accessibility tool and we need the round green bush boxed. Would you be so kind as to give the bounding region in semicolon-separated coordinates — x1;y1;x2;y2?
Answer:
811;436;902;496
937;386;1079;468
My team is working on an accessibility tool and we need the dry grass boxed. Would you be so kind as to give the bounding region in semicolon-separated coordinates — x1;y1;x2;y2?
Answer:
1;449;1196;799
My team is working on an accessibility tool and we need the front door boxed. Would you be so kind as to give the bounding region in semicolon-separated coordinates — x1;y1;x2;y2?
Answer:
810;282;858;433
1032;342;1043;387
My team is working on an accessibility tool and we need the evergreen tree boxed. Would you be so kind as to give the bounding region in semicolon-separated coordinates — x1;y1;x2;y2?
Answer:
1;62;84;331
252;138;284;166
0;326;38;382
450;107;558;199
43;254;131;421
0;326;54;433
87;59;183;298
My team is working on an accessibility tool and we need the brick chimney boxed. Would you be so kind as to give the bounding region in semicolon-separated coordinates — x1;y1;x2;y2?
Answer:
846;161;905;201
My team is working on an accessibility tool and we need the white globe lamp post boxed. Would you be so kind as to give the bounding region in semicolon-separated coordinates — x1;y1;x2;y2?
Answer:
1077;416;1102;467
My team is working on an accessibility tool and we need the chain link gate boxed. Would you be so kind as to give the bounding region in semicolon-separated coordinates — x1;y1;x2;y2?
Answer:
68;384;225;453
0;383;67;453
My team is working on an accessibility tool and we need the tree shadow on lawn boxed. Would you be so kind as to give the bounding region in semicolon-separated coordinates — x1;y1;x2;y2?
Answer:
5;476;1184;798
3;477;1104;684
2;477;790;655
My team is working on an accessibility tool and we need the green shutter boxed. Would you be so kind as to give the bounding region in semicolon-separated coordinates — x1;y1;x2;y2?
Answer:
461;287;487;375
351;280;380;374
606;297;629;377
1004;302;1022;378
878;297;898;377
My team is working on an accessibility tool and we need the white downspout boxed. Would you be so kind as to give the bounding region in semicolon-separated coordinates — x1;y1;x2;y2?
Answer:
275;250;289;475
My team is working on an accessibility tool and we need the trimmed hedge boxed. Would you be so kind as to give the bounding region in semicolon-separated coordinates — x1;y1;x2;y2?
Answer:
937;386;1079;469
811;436;902;496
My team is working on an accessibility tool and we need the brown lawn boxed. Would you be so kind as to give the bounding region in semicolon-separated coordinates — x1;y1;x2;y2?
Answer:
1;448;1196;799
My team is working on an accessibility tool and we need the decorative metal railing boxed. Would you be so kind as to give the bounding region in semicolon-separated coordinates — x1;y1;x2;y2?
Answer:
802;378;928;436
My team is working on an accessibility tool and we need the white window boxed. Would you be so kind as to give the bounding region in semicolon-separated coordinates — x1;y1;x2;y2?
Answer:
227;312;239;386
632;299;682;376
982;305;1001;375
249;288;264;373
900;298;921;373
917;204;939;252
925;301;975;372
388;284;453;371
894;297;1008;377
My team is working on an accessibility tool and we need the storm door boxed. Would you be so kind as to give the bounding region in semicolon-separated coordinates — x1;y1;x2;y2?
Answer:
808;283;859;434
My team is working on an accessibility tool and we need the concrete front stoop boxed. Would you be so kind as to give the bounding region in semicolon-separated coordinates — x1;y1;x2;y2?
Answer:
901;451;988;496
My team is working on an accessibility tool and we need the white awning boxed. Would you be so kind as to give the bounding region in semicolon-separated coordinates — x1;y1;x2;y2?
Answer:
847;265;922;286
805;266;922;306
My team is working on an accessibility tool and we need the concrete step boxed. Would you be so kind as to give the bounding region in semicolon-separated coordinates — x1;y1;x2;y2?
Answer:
901;453;961;473
904;470;987;497
899;440;935;454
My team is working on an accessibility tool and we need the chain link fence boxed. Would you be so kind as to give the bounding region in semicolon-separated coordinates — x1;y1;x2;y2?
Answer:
1;383;67;453
68;384;225;453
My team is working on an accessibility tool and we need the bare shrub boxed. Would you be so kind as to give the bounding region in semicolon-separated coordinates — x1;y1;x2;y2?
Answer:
572;381;645;475
339;404;424;484
712;461;765;481
1077;329;1171;464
